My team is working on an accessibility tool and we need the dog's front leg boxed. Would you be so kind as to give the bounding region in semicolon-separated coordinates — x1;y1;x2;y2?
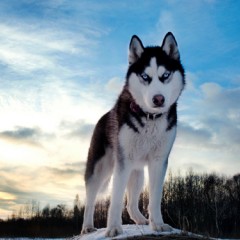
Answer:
148;157;172;232
105;164;131;237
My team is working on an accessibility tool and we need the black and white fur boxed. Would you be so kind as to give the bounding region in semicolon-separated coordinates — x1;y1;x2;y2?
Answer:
81;32;185;237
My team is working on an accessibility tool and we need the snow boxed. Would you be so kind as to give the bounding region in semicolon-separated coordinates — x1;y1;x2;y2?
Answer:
72;225;240;240
73;224;197;240
0;225;239;240
0;239;64;240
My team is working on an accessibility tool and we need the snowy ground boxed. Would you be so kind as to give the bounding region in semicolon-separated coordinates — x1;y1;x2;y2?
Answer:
0;225;239;240
0;239;64;240
72;224;207;240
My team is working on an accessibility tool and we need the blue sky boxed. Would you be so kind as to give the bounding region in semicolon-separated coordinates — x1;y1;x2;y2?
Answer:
0;0;240;219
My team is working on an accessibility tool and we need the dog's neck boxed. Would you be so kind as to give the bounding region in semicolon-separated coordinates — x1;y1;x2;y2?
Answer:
129;101;162;120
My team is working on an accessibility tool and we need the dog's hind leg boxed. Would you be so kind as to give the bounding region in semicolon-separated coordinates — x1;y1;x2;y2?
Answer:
81;177;99;234
81;151;113;234
126;169;148;225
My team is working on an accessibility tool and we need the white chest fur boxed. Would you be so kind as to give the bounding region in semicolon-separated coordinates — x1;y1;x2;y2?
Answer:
118;115;176;168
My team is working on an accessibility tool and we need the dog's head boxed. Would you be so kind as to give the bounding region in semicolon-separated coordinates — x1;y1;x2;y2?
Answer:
126;32;185;115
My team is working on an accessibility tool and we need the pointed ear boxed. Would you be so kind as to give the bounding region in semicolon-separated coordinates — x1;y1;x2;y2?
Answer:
162;32;180;60
128;35;144;65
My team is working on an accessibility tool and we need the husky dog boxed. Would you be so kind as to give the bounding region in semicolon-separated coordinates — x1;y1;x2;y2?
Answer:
81;32;185;237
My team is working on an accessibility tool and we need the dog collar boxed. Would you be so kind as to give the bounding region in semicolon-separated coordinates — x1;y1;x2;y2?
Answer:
130;101;162;120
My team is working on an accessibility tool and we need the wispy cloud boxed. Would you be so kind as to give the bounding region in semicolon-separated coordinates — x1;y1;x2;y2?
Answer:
60;120;94;139
0;126;53;141
0;161;86;217
0;22;98;75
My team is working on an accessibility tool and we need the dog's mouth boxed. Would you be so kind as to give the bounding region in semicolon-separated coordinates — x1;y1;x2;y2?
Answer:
130;101;164;119
153;104;165;108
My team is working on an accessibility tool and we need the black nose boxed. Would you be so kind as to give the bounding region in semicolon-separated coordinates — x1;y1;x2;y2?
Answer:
152;94;165;107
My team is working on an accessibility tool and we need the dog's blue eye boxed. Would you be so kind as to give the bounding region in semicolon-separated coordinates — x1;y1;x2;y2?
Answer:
162;71;171;79
159;71;171;82
141;73;150;82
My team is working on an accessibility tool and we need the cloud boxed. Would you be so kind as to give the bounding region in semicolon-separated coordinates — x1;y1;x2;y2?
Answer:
171;78;240;175
0;22;95;75
177;123;212;149
0;1;111;82
198;83;240;149
0;126;54;148
0;127;39;140
156;11;176;36
201;82;222;98
60;120;95;139
0;161;86;218
0;167;47;214
43;162;86;180
105;77;124;95
200;83;240;117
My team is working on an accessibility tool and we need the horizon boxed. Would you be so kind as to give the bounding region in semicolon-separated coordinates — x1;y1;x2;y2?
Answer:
1;170;239;220
0;0;240;219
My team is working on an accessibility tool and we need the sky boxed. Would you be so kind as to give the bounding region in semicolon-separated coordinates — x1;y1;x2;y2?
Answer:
0;0;240;219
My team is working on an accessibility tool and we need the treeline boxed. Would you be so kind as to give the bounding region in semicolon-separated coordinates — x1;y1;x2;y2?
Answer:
0;203;81;238
0;171;239;238
162;171;240;238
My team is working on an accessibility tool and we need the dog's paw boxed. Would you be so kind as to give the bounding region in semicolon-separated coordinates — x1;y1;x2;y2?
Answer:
133;215;149;225
151;222;173;232
81;226;97;235
105;225;123;237
129;212;149;225
128;208;149;225
136;217;149;225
